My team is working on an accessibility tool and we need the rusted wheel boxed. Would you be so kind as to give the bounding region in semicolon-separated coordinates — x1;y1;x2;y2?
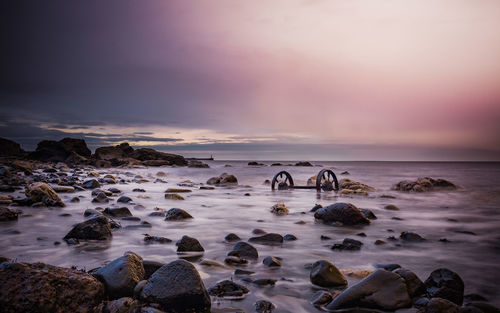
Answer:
315;169;339;191
271;171;294;190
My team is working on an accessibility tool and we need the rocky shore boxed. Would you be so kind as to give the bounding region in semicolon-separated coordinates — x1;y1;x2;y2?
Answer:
0;137;498;313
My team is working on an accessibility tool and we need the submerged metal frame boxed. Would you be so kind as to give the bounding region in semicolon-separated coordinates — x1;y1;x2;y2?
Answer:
271;169;339;191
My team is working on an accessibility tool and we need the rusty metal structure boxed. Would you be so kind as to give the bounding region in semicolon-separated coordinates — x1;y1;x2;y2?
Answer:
271;169;339;191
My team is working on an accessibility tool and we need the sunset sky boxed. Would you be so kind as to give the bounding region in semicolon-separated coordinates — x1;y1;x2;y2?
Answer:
2;0;500;160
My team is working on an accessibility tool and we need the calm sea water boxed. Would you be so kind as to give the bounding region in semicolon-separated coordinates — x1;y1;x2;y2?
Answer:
1;161;499;311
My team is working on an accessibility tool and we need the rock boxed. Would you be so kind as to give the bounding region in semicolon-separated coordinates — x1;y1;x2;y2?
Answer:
116;196;132;204
310;290;334;307
64;216;112;241
225;233;241;242
94;252;145;299
400;231;426;242
393;177;460;192
94;143;134;160
263;256;281;267
101;297;139;313
1;261;103;312
385;204;400;211
283;234;297;241
253;228;266;234
255;300;276;313
164;194;185;200
326;269;411;311
25;182;65;207
228;241;258;259
224;256;248;265
465;302;500;313
206;173;238;185
419;298;460;313
144;234;172;244
339;178;375;193
208;280;249;299
140;259;211;313
83;179;101;189
394;268;426;298
295;161;313;166
176;235;204;252
188;160;209;168
310;260;347;287
129;148;187;166
92;192;110;203
164;208;193;220
331;238;363;251
314;203;370;225
28;138;90;163
104;207;132;218
51;185;75;193
0;137;25;157
249;233;283;244
248;161;264;166
165;188;192;193
360;208;377;220
270;203;288;216
142;260;165;280
375;263;401;271
424;268;464;305
310;204;323;212
0;207;19;221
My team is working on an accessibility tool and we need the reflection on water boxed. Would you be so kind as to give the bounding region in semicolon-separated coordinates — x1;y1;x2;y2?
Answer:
1;161;500;311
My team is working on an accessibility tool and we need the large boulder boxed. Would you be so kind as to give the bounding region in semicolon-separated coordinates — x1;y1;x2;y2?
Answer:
0;137;25;157
206;173;238;185
310;260;347;287
176;235;204;252
94;143;134;160
0;261;104;313
424;268;464;305
339;178;375;195
94;252;145;299
394;268;426;298
29;138;90;163
25;182;65;207
326;269;411;311
314;203;370;225
393;177;460;192
129;148;186;166
140;259;211;313
64;216;112;241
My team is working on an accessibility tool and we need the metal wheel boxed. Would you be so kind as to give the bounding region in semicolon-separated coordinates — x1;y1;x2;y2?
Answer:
271;171;294;190
315;169;339;191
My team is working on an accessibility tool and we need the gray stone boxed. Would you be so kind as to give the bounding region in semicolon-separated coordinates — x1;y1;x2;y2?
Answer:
64;216;112;241
314;203;370;225
424;268;464;305
228;241;258;259
310;260;347;287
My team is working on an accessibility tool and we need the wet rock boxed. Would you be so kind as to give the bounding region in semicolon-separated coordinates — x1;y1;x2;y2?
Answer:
295;161;313;166
25;182;65;207
310;290;334;307
465;302;500;313
326;269;411;311
29;138;90;163
228;241;258;259
142;260;165;280
0;261;104;313
252;228;266;234
84;208;102;217
164;193;185;200
234;269;254;275
109;187;122;193
83;179;101;189
225;233;241;242
206;173;238;185
117;196;133;203
94;252;145;299
164;208;193;220
93;189;113;196
249;233;283;245
208;280;249;299
360;208;377;220
385;204;400;211
331;238;363;251
199;259;228;269
251;278;277;286
140;259;211;313
100;297;139;313
263;179;271;185
393;177;460;192
143;234;172;244
314;202;370;225
176;235;204;252
310;260;347;287
310;204;323;212
92;192;110;203
0;207;19;221
255;300;276;313
129;148;187;166
400;231;426;242
52;185;75;193
104;207;132;218
64;216;112;241
394;268;426;298
199;186;214;190
419;297;460;313
424;268;464;305
283;234;297;241
224;256;248;265
375;263;401;271
339;178;375;193
270;203;288;216
263;256;281;267
188;160;209;168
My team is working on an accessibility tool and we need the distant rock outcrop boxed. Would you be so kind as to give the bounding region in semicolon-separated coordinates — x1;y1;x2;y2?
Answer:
29;138;91;163
0;138;25;157
393;177;460;192
93;143;187;167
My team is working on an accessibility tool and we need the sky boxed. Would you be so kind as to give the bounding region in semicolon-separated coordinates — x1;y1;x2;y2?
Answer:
1;0;500;160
